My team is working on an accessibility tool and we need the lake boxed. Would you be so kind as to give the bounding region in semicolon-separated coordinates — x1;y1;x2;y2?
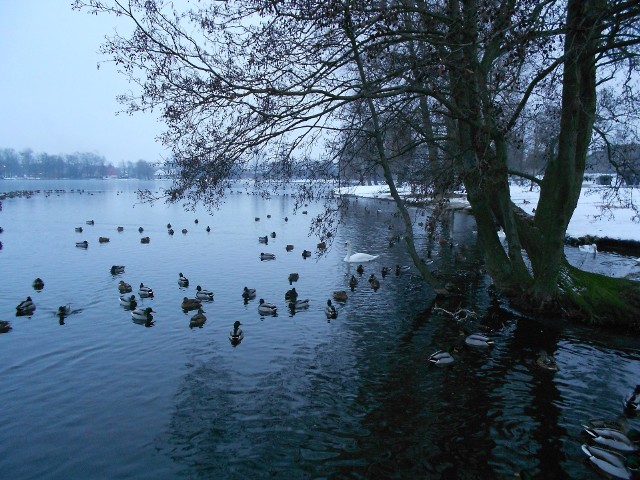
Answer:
0;179;638;479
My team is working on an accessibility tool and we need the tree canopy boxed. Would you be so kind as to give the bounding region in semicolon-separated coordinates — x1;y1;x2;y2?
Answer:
74;0;640;328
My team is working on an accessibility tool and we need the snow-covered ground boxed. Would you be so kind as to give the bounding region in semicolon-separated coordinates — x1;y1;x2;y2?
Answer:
336;182;640;242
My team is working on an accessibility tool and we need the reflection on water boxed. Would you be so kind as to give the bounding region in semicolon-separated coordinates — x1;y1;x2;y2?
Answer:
0;179;638;479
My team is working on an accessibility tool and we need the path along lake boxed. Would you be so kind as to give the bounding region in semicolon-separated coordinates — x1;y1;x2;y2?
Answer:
0;179;638;479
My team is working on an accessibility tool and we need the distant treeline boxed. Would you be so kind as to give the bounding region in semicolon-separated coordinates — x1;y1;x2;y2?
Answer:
0;148;157;179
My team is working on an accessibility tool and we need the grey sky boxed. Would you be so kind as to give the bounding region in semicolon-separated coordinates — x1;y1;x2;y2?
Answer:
0;1;165;164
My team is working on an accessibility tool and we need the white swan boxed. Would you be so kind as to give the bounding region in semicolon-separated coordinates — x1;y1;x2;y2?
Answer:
344;241;379;263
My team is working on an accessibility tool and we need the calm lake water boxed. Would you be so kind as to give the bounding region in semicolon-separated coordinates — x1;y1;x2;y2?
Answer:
0;179;638;479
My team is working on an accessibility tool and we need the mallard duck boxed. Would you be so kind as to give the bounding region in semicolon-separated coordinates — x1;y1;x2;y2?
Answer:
536;350;559;371
288;273;299;284
395;264;410;275
289;299;310;312
381;266;390;278
286;244;294;251
206;226;211;232
259;235;269;244
117;226;124;232
325;299;338;319
16;296;36;314
229;321;244;345
368;274;380;290
138;283;154;298
581;444;639;480
357;264;365;275
242;286;256;299
584;426;640;453
181;297;201;311
118;280;132;293
317;241;326;250
464;333;494;348
131;307;154;325
349;275;358;291
178;273;189;287
260;252;276;260
624;385;640;414
32;277;45;290
0;320;11;333
302;249;312;258
195;285;214;300
194;219;199;224
140;236;150;244
111;265;125;275
86;220;94;225
119;295;137;309
138;226;144;233
99;236;110;243
429;350;455;366
166;223;172;229
285;288;298;301
57;304;71;315
181;228;188;234
189;308;207;328
333;290;348;302
76;240;88;248
258;298;277;315
75;227;83;232
344;241;379;263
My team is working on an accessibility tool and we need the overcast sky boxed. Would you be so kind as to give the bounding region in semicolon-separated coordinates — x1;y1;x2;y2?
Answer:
0;1;166;164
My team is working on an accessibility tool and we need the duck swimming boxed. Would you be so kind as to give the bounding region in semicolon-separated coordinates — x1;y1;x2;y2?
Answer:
229;321;244;345
260;252;276;260
119;295;137;310
181;297;201;311
258;299;277;316
32;278;45;290
581;443;639;480
178;273;189;287
583;425;640;453
242;287;256;300
118;281;132;293
189;308;207;328
131;307;154;326
195;285;214;300
76;241;88;248
332;290;348;302
111;265;125;275
344;241;379;263
288;273;299;284
325;299;338;319
302;249;311;258
368;274;380;291
16;296;36;315
429;350;455;366
285;288;298;301
349;275;358;291
464;333;494;348
289;299;310;312
138;283;154;298
536;350;559;371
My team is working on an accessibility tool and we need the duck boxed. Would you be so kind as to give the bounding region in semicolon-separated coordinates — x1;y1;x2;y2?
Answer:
189;308;207;328
289;298;310;311
57;304;71;320
581;443;639;480
260;252;276;260
288;273;299;284
536;350;559;371
131;307;154;325
32;277;45;290
229;321;244;345
302;249;312;258
356;264;365;275
138;226;144;233
270;231;276;238
111;265;125;275
429;350;455;366
86;220;94;225
168;228;174;235
16;296;36;314
368;274;380;290
118;280;132;293
75;227;83;232
381;266;390;278
0;321;11;334
195;285;214;300
349;275;358;291
99;236;110;243
242;286;256;299
140;236;150;244
584;425;640;453
117;226;124;232
285;288;298;301
166;223;172;229
286;244;294;252
259;235;269;244
325;299;338;319
178;273;189;287
464;333;494;348
317;241;326;250
76;240;88;248
181;297;201;311
181;228;188;234
344;241;379;263
206;226;211;232
138;283;154;298
624;385;640;414
395;264;410;275
258;298;277;316
332;290;348;302
119;295;137;309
